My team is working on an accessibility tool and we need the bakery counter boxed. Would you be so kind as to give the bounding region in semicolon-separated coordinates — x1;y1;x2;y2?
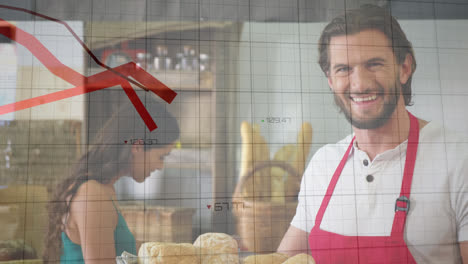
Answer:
119;202;196;244
117;232;316;264
0;185;48;264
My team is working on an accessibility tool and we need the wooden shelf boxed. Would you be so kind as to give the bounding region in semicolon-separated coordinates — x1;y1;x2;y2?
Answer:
150;70;214;91
87;21;234;50
86;68;214;91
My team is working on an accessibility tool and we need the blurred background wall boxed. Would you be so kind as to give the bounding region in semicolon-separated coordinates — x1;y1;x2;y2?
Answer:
0;0;467;259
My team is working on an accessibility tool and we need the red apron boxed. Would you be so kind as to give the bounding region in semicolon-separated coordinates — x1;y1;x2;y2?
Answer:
308;112;419;264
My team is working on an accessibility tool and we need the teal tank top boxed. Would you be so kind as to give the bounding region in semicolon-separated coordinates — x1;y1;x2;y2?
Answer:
60;201;136;264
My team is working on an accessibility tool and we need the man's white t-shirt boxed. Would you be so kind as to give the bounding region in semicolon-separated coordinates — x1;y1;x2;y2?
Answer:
291;121;468;263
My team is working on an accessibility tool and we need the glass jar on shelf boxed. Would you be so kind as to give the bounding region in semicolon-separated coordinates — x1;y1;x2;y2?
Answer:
199;53;210;72
153;45;170;71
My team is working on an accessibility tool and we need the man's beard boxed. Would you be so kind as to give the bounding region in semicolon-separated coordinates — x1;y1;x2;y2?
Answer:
334;82;401;129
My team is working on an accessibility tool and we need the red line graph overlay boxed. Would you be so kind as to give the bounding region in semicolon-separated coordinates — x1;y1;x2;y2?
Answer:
0;5;177;131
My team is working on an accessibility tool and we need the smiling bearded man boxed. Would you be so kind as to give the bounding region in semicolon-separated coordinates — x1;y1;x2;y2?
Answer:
332;61;401;130
332;64;401;130
278;4;468;264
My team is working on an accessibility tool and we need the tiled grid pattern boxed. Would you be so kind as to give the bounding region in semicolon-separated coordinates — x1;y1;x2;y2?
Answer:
0;0;467;261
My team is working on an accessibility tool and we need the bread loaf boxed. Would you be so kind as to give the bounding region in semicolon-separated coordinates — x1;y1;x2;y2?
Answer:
243;252;289;264
281;253;316;264
193;233;239;264
138;242;199;264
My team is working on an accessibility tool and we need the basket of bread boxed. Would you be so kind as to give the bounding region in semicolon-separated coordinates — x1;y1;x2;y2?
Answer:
123;232;315;264
0;239;40;264
233;122;312;253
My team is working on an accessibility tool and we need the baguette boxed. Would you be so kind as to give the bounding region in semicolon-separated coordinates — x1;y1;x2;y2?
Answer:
270;145;295;203
286;123;312;199
252;123;270;199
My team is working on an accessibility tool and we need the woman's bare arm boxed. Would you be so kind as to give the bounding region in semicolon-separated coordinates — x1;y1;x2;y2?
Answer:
461;241;468;263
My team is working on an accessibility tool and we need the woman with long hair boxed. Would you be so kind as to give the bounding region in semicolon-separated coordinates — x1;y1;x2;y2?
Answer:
43;98;180;264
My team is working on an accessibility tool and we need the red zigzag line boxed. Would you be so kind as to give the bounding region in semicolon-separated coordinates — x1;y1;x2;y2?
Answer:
0;5;177;131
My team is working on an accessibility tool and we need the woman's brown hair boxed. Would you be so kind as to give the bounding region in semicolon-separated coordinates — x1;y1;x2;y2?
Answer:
43;97;180;263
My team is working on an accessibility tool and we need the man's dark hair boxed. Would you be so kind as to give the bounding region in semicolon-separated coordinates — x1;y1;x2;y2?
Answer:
318;4;417;106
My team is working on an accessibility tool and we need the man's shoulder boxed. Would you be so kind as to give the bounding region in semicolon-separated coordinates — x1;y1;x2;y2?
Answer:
302;134;354;188
420;121;468;143
312;133;354;160
419;121;468;168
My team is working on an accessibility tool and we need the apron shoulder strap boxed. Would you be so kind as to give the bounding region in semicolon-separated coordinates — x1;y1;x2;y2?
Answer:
314;137;355;226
